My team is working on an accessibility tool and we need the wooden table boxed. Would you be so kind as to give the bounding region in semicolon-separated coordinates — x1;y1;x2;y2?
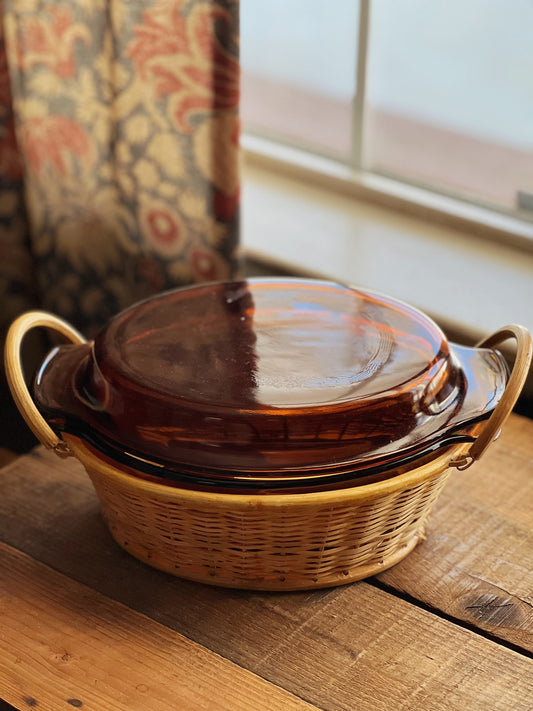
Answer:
1;414;532;710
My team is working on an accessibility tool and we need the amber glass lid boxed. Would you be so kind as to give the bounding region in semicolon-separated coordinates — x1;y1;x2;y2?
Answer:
35;278;506;475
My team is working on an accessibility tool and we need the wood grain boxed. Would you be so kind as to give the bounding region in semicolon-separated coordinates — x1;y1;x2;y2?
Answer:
1;430;533;710
0;542;316;711
377;413;533;651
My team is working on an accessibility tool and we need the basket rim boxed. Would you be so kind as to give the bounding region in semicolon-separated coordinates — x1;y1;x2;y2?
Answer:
65;434;467;509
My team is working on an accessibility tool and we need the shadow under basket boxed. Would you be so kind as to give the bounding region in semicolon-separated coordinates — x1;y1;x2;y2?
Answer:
66;434;462;591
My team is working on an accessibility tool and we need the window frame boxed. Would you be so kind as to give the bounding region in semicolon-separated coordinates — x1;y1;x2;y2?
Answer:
241;0;533;247
242;134;533;252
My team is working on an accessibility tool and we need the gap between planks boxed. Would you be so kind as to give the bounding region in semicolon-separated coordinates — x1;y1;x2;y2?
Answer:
368;576;533;660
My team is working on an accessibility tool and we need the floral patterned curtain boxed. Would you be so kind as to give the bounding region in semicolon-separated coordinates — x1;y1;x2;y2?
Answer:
0;0;240;361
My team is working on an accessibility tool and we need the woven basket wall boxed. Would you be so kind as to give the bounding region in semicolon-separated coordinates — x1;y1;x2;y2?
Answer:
68;435;463;590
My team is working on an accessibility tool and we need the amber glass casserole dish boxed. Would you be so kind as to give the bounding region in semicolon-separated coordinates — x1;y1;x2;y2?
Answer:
5;279;532;589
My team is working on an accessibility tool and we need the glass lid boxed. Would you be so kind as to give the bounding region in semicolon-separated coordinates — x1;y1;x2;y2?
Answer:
34;278;507;475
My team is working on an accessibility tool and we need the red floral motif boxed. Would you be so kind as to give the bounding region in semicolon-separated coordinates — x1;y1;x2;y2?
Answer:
127;1;239;132
13;5;91;78
140;200;187;258
147;208;181;245
189;246;230;282
20;116;94;178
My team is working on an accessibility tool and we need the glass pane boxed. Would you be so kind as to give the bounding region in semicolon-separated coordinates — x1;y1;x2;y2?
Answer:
241;0;359;160
366;0;533;213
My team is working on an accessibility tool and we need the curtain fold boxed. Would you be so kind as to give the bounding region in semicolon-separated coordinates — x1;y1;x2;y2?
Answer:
0;9;37;355
0;0;240;353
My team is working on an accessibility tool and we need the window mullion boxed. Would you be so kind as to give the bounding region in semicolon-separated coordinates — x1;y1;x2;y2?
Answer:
352;0;370;170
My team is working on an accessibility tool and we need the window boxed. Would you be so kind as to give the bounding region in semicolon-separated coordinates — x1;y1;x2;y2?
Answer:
241;0;533;223
241;0;359;161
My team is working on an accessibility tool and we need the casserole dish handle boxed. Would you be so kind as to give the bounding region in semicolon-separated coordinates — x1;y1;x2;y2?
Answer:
4;311;86;457
450;325;532;470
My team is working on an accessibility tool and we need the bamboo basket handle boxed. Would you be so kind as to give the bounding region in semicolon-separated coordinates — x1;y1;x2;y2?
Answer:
450;324;532;470
4;311;87;458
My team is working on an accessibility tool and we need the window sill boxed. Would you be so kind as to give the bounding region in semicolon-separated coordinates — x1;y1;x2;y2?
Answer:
241;154;533;399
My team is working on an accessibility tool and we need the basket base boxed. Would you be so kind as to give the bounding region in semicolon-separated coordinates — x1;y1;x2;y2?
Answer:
108;528;422;591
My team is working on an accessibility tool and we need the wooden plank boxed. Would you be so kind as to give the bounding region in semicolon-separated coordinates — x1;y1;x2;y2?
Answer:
1;443;533;710
0;542;316;711
377;413;533;651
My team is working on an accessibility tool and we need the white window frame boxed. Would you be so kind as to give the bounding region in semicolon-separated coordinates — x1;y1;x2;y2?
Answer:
242;0;533;251
351;0;369;169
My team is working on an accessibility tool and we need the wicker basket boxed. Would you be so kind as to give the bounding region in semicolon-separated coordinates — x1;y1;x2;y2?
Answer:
66;434;460;590
5;311;532;591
